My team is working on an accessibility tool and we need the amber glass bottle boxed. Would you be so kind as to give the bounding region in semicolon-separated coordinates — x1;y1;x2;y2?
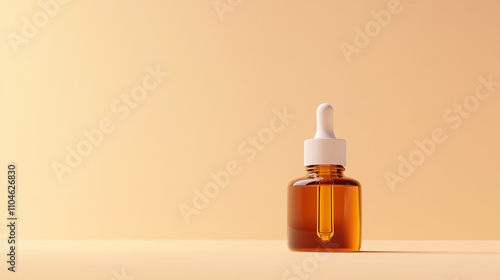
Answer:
288;165;361;251
287;103;361;252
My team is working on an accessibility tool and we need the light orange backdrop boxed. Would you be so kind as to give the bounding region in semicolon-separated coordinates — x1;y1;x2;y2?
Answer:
0;0;499;240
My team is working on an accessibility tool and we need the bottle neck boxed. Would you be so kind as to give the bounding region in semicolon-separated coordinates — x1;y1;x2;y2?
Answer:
305;165;345;178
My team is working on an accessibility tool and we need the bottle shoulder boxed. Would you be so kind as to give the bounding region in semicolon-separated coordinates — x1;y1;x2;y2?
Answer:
288;175;361;187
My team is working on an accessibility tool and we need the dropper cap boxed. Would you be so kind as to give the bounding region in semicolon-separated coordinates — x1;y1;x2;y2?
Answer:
304;103;346;166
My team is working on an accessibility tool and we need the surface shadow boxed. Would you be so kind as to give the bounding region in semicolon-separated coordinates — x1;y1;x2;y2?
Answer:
360;250;500;255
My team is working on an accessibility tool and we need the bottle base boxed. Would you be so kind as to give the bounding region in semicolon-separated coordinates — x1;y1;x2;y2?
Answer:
289;247;360;252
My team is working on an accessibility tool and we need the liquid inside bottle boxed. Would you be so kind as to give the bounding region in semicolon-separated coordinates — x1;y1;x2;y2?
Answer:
288;165;361;252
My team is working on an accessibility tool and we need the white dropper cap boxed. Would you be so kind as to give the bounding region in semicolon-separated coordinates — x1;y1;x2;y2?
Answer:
304;103;346;166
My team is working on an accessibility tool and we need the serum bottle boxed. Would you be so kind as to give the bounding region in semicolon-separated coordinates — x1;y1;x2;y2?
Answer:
288;103;361;252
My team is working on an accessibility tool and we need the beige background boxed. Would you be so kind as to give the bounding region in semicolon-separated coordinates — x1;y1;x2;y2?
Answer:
0;0;499;240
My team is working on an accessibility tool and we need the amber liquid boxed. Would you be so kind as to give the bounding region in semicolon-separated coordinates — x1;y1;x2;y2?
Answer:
288;165;361;252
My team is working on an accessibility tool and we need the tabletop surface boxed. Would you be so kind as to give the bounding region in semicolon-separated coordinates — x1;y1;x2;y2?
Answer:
2;240;500;280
